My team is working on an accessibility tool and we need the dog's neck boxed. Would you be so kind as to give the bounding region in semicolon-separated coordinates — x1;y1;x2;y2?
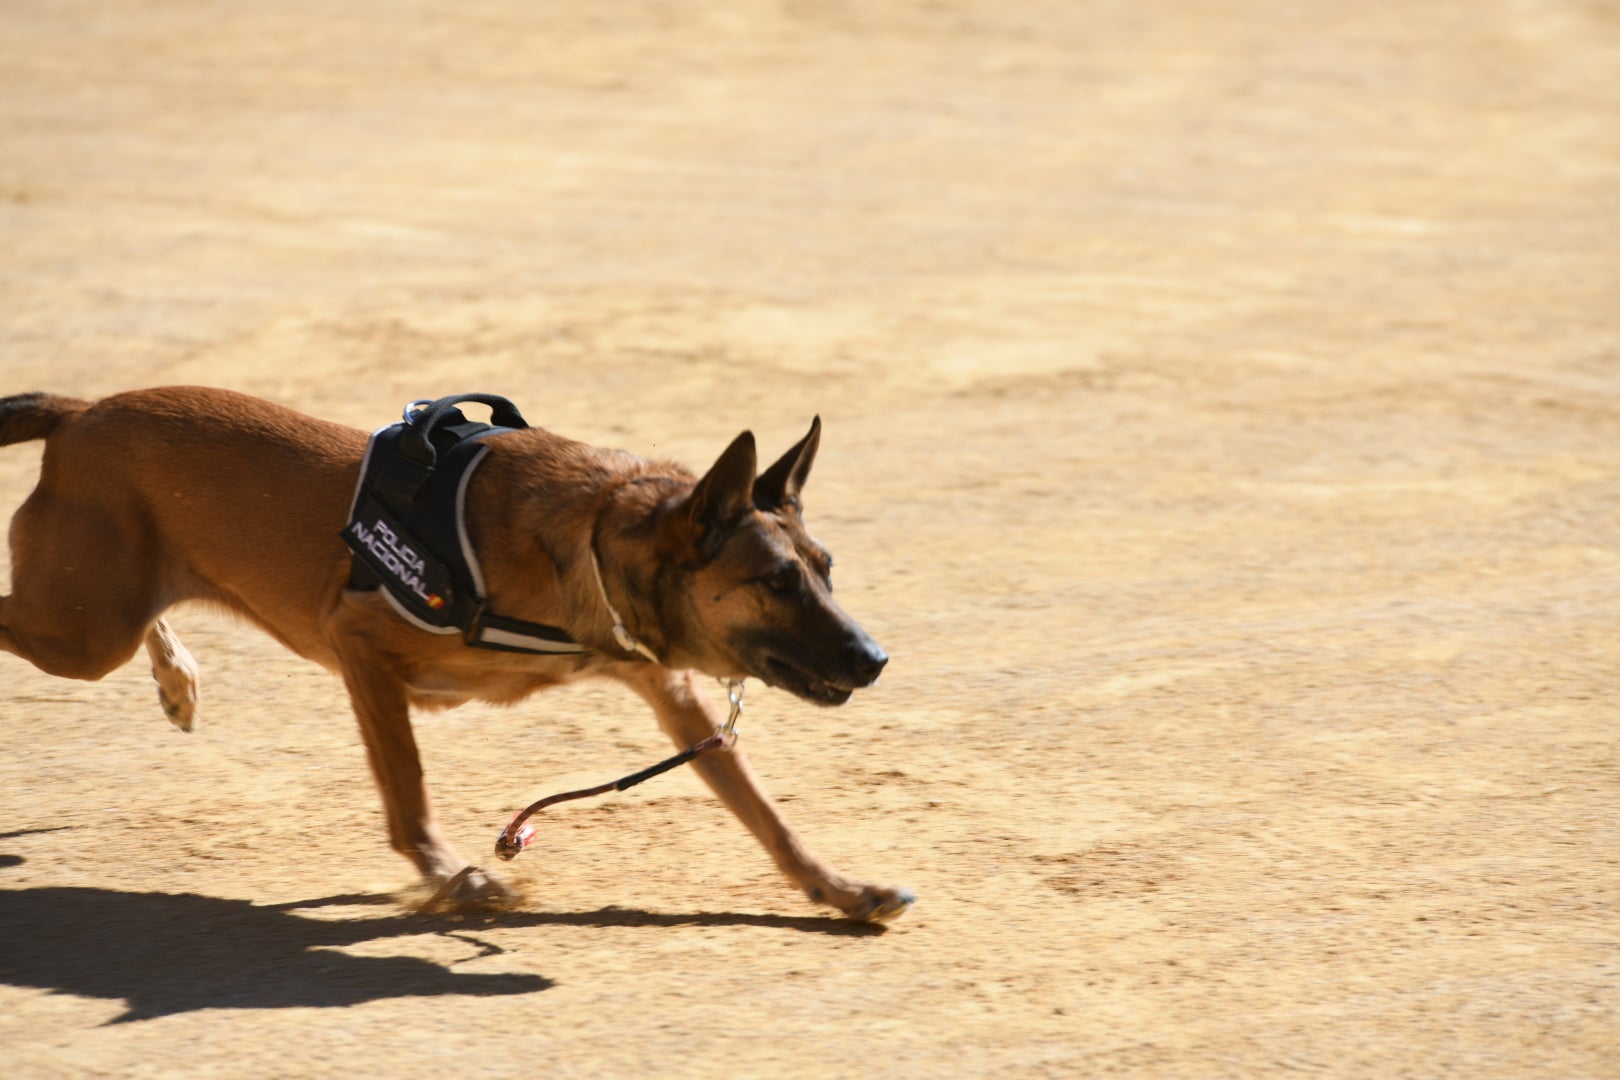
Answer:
586;471;687;665
588;539;658;663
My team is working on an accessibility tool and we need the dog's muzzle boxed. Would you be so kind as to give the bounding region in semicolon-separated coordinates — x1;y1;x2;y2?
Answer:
762;636;887;706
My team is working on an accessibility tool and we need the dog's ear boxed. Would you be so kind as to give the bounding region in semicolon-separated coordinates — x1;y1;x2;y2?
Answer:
754;415;821;512
688;429;758;536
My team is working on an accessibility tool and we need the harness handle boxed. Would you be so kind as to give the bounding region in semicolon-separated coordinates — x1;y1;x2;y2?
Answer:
399;393;529;468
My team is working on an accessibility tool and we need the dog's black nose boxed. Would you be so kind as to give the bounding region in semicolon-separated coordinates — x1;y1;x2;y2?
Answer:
852;640;888;685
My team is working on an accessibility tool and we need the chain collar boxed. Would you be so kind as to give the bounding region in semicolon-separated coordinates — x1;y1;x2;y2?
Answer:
586;537;660;663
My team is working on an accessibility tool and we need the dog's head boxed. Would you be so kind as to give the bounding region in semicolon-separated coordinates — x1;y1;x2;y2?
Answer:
645;418;888;705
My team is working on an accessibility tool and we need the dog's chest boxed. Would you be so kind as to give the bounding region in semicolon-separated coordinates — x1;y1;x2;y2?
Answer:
404;652;599;707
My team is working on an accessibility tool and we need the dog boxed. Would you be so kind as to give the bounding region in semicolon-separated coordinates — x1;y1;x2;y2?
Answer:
0;386;912;921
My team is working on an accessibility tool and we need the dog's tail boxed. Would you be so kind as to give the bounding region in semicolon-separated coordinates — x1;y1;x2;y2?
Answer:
0;392;91;446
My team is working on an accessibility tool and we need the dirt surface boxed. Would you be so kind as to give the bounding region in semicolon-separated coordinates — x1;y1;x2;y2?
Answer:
2;1;1618;1076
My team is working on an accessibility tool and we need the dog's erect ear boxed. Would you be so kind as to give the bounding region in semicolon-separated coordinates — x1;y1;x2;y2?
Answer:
689;430;758;535
753;415;821;512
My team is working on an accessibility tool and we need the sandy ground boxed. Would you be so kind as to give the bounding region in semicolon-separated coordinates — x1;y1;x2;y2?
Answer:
2;1;1618;1076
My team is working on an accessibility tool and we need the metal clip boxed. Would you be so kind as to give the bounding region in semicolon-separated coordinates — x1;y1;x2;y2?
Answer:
721;678;745;735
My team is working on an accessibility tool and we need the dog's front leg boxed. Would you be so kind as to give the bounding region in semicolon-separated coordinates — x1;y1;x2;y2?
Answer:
625;668;913;922
336;647;510;906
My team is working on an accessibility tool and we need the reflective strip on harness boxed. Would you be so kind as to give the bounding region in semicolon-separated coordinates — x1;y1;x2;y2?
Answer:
471;613;590;654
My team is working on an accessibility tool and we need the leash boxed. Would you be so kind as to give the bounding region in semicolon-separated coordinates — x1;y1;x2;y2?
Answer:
493;679;746;861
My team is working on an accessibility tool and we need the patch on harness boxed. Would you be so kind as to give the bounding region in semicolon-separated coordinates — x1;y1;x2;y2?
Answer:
346;492;456;624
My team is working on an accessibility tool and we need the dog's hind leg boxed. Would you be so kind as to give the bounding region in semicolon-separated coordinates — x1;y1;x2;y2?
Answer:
144;619;199;731
627;669;915;923
0;589;156;687
0;492;166;687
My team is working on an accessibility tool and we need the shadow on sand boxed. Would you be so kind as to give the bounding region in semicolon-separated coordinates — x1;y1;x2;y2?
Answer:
0;884;554;1023
0;874;879;1023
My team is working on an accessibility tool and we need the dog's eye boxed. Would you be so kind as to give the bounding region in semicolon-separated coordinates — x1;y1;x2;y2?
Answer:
764;567;798;595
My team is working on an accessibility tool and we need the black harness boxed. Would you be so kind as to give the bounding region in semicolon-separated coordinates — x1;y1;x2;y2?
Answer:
342;394;591;656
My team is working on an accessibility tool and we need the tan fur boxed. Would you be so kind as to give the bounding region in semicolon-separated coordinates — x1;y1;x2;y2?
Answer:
0;387;910;921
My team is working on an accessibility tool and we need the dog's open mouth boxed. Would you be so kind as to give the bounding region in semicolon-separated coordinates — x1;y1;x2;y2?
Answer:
763;657;855;706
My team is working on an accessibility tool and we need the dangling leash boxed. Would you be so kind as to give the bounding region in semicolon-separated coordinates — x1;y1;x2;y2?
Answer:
493;679;746;861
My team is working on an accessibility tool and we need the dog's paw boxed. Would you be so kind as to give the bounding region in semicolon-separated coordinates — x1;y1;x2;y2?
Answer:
148;624;200;732
813;883;916;923
152;665;199;732
851;885;916;923
420;865;521;913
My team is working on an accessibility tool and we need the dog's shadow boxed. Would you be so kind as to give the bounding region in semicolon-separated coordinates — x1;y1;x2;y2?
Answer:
0;848;879;1024
0;884;553;1023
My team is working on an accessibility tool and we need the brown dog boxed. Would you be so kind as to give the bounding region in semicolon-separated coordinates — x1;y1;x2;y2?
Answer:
0;386;912;921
